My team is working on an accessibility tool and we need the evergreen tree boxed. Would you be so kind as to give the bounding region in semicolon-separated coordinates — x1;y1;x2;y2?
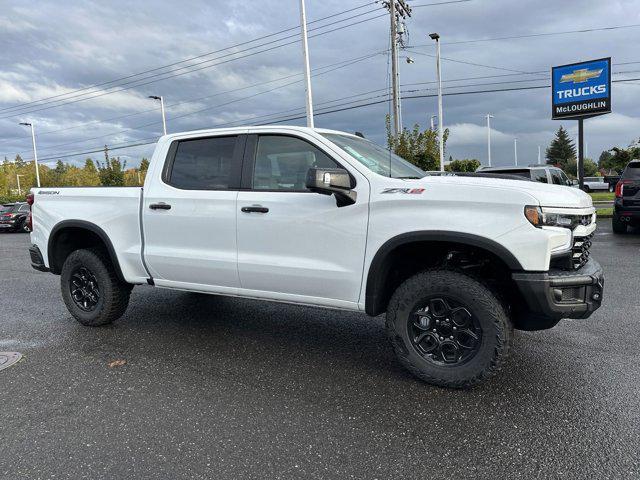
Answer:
139;158;150;172
546;126;576;169
14;154;26;168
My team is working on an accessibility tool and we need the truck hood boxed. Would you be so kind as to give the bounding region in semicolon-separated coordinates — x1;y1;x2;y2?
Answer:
416;176;593;208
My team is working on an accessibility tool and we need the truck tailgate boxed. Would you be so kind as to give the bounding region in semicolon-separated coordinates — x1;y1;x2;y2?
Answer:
30;187;148;283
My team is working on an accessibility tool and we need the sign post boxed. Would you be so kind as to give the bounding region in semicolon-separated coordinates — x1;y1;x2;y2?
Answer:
551;57;611;189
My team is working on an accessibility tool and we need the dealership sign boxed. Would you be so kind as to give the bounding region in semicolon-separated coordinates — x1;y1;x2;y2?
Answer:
552;57;611;119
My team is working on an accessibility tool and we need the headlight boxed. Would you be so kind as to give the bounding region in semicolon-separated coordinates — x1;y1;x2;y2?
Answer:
524;205;594;229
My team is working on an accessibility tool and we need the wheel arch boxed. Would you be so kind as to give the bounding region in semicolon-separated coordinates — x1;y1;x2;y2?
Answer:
47;220;125;282
364;231;524;316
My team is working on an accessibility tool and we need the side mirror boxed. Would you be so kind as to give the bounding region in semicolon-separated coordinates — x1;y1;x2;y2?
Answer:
306;167;356;206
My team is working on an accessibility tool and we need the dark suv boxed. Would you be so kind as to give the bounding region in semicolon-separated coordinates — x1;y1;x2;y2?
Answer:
476;165;573;186
613;160;640;233
0;202;30;233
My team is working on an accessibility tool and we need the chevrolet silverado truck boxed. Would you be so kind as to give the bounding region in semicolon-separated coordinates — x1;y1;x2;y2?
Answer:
26;126;604;388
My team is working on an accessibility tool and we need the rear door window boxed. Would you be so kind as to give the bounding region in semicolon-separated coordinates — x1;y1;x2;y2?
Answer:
165;136;241;190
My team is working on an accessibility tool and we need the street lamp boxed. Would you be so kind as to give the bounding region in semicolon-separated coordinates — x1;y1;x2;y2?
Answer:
16;174;25;195
486;114;494;167
148;95;167;135
429;32;444;172
19;122;40;187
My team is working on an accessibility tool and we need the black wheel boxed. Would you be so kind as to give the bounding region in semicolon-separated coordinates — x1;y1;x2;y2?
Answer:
386;269;512;389
20;219;30;233
61;248;132;326
612;214;627;234
582;186;590;193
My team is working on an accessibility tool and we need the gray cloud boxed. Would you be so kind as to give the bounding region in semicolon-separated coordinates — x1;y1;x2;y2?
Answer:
0;0;638;167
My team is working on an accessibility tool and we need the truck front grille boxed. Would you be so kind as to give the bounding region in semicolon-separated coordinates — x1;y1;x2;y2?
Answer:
571;234;593;270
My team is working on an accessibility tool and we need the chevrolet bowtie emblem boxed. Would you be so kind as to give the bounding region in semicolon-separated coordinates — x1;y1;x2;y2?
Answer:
560;68;603;84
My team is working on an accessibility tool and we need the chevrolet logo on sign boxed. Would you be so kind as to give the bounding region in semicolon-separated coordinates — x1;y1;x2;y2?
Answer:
552;58;611;120
560;68;603;84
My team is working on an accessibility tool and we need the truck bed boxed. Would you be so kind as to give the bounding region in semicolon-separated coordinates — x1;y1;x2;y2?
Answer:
31;187;149;284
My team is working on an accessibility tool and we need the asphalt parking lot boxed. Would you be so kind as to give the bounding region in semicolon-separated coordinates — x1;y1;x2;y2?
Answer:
1;224;639;480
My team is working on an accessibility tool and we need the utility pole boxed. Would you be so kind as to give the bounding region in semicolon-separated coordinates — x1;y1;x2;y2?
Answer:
514;138;518;166
383;0;411;135
19;122;40;187
538;145;541;165
486;114;494;167
299;0;314;128
148;95;167;135
430;32;444;171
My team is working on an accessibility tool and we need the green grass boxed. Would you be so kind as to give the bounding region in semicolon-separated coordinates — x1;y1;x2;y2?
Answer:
589;191;614;202
596;207;613;217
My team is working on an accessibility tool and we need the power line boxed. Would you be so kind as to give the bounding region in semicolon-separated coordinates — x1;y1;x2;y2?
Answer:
1;10;386;119
30;51;385;139
22;76;640;163
0;1;378;114
407;23;640;48
6;51;384;157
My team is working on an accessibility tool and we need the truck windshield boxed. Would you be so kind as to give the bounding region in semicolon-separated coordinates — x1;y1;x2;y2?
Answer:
322;133;425;179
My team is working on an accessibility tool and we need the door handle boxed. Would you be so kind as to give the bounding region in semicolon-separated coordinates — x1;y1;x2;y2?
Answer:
241;205;269;213
149;202;171;210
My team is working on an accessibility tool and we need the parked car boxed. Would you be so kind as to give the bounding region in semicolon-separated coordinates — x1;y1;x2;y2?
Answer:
0;202;30;232
476;165;573;186
27;126;603;388
612;160;640;233
582;176;613;192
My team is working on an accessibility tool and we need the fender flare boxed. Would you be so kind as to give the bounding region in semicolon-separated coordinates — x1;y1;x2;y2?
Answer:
48;220;125;282
364;230;524;316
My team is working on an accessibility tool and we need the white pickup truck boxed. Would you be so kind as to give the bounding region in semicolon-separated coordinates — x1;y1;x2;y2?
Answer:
27;126;604;388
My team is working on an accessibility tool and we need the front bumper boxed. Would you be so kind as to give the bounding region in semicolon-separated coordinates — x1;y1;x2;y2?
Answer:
512;259;604;329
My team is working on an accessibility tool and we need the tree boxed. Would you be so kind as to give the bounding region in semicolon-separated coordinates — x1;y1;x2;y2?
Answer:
50;160;68;186
14;154;26;168
599;141;640;173
139;158;149;172
564;157;598;177
385;115;449;171
446;159;481;172
546;126;576;169
96;145;126;186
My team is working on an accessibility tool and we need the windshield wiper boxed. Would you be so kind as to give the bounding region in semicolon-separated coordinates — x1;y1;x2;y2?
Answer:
396;176;423;179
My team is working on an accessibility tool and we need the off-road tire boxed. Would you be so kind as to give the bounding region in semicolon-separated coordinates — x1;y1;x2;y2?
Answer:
386;269;512;389
61;248;132;326
612;214;627;234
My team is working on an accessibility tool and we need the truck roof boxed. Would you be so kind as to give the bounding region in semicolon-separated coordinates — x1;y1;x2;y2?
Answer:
160;125;360;140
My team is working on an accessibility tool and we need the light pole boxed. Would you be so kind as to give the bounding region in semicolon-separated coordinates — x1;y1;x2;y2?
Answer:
19;122;40;187
16;174;25;195
430;32;444;172
148;96;167;135
299;0;314;128
538;145;541;165
486;114;494;167
514;138;518;166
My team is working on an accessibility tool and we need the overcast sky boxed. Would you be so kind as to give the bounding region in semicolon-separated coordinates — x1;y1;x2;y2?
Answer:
0;0;639;169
